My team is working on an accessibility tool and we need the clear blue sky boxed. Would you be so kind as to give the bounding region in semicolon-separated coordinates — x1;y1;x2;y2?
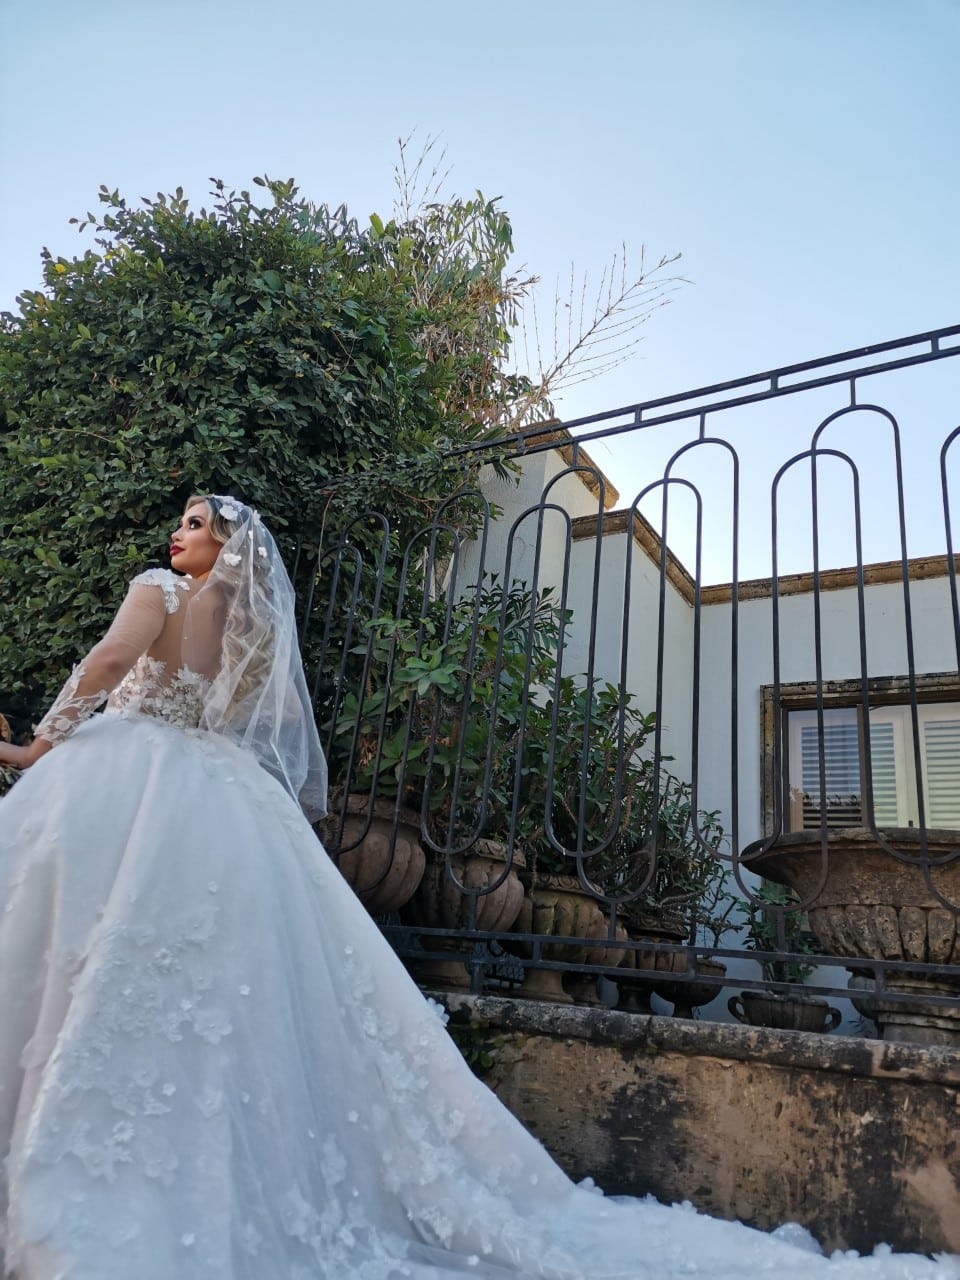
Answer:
2;0;959;576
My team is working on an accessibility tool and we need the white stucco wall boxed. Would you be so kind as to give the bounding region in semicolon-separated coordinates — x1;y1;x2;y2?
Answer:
461;454;694;774
456;452;611;599
683;575;959;1031
563;530;695;780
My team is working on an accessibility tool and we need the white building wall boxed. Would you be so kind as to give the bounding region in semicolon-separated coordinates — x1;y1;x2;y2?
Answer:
456;453;611;600
465;454;695;777
563;531;695;781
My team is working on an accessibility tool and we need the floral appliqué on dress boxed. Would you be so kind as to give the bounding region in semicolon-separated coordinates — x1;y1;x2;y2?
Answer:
130;568;192;613
109;659;209;730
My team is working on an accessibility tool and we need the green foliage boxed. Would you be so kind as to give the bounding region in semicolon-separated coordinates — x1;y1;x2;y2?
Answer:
328;575;726;925
0;176;540;725
444;1012;503;1078
327;577;565;836
735;882;818;983
688;871;741;949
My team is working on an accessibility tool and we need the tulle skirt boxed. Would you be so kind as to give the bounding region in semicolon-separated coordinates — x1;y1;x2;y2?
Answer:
0;713;956;1279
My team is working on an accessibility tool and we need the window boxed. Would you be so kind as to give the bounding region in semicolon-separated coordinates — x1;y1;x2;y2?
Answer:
761;675;960;835
786;703;960;831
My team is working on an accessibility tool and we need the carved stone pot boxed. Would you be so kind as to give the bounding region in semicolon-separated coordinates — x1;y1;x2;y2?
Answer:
728;990;841;1033
848;971;960;1046
318;794;425;915
655;958;729;1019
615;917;688;1015
405;840;526;990
515;874;625;1005
747;829;960;1045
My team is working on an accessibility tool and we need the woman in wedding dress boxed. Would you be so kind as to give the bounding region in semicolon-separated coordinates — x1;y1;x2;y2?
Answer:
0;494;956;1280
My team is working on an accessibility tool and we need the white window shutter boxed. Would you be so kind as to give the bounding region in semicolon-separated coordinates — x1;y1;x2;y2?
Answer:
866;719;901;826
787;700;960;832
919;710;960;828
797;713;861;828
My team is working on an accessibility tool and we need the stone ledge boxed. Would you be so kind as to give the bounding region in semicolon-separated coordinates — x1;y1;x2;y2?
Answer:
443;994;960;1086
438;993;960;1255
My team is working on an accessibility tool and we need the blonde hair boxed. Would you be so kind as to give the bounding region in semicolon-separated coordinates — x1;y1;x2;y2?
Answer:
184;494;238;546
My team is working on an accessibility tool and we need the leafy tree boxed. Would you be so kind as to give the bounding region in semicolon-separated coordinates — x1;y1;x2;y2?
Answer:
0;157;679;731
0;176;538;725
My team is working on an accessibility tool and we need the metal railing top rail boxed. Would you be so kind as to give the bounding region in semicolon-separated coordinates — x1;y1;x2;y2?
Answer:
444;323;960;462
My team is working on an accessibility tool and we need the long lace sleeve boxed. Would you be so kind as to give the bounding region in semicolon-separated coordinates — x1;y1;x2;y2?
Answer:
34;576;176;746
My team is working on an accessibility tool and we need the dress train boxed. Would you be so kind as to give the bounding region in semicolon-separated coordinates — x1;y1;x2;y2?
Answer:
0;713;957;1279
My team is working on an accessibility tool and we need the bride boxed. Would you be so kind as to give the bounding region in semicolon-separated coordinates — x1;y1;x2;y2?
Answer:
0;494;956;1280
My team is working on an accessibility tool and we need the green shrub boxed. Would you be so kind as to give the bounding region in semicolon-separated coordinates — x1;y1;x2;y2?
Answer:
0;177;534;726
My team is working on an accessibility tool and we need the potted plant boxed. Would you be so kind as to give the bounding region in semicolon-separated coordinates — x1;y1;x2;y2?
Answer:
502;678;657;1004
322;579;561;927
600;777;727;1015
323;576;727;1009
652;852;736;1019
727;883;840;1033
745;831;960;1045
316;612;434;915
507;677;727;1007
397;581;565;986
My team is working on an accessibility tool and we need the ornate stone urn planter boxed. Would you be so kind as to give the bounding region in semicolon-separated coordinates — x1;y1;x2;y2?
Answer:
405;839;526;990
614;917;688;1015
747;829;960;1045
728;990;841;1033
515;873;626;1005
655;958;728;1019
318;793;426;915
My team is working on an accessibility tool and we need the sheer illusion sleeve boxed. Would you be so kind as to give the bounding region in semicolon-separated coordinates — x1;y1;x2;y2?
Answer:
34;577;172;746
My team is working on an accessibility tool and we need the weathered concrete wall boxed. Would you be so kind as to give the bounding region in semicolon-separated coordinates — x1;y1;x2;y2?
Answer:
443;994;960;1256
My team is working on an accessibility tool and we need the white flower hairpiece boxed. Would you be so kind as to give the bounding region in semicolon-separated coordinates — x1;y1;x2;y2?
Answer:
222;552;242;567
211;494;243;521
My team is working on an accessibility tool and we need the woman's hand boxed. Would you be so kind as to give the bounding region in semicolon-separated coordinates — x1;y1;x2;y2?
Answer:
0;739;52;770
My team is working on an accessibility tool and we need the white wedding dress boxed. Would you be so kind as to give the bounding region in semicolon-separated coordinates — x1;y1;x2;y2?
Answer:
0;570;957;1280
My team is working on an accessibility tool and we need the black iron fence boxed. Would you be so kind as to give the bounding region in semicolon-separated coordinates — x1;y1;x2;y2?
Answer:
301;325;960;1043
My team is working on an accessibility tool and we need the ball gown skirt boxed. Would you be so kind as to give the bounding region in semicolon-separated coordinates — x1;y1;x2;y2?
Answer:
0;711;957;1280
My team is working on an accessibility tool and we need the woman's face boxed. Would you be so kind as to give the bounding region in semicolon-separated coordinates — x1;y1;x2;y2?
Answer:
170;503;222;579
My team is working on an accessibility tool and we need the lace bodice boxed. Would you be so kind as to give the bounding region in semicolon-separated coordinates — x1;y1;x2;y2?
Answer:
35;569;200;746
30;557;326;820
108;657;210;730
